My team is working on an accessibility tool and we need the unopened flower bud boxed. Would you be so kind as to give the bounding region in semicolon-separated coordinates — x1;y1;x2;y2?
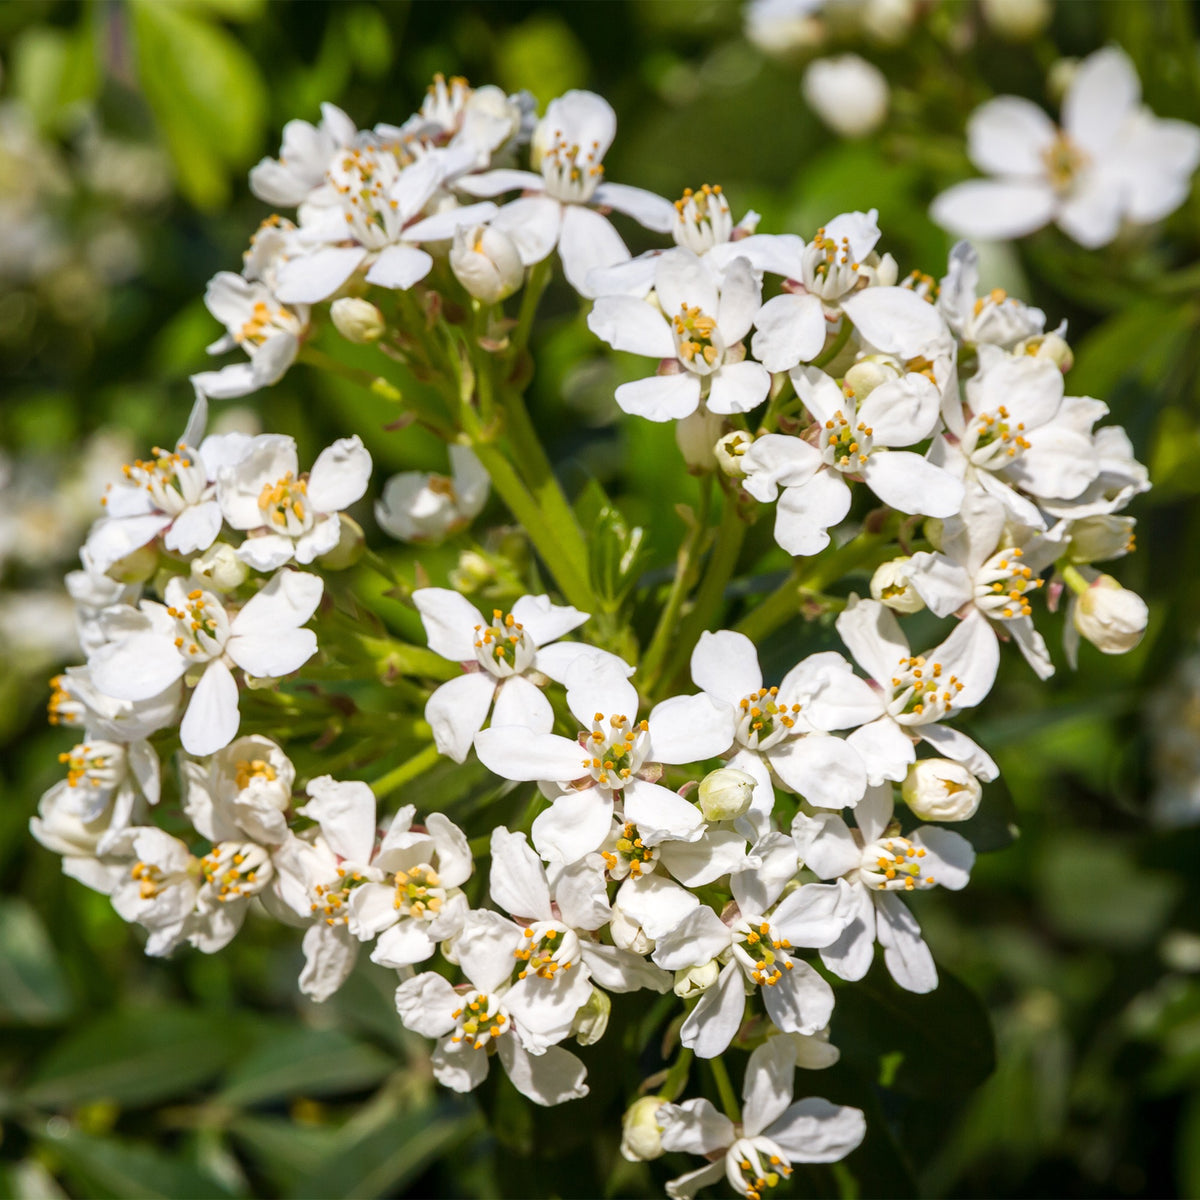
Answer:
698;767;757;821
330;297;385;344
1015;331;1073;372
675;409;724;471
107;543;158;584
620;1096;666;1162
1067;515;1136;564
901;759;982;822
450;224;524;303
871;557;924;613
317;514;365;570
571;987;611;1046
1074;575;1148;655
449;549;494;593
802;54;890;139
609;905;653;954
715;430;752;478
843;356;901;401
980;0;1051;41
190;542;249;592
673;959;721;999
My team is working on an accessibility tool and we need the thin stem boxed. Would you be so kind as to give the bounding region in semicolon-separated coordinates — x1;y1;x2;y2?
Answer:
708;1057;740;1124
658;1047;694;1103
371;743;443;800
511;259;552;359
811;318;854;370
735;568;803;644
299;346;403;401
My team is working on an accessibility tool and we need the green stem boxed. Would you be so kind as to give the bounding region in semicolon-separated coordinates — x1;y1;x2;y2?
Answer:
658;1047;694;1103
708;1057;740;1124
371;743;443;800
299;346;402;402
1060;562;1091;595
735;568;803;644
811;318;854;371
511;259;552;358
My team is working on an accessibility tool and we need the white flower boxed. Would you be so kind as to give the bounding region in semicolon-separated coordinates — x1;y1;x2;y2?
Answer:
931;47;1200;247
901;758;983;822
47;664;180;743
741;365;963;557
217;434;372;571
89;570;323;757
183;735;295;845
658;1037;866;1199
249;102;358;208
793;784;974;992
587;248;769;423
450;223;524;302
1070;572;1148;657
802;55;889;139
834;596;1001;785
457;90;676;296
415;588;612;763
375;445;489;544
937;241;1046;349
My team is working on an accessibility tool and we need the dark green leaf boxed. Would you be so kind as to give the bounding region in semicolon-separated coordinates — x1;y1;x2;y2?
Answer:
0;898;73;1026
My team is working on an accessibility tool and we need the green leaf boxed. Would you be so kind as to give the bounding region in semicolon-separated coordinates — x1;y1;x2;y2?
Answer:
832;966;996;1099
11;20;99;132
38;1130;232;1200
228;1114;343;1193
25;1008;247;1109
1067;297;1189;399
292;1103;482;1200
0;898;73;1026
217;1027;393;1108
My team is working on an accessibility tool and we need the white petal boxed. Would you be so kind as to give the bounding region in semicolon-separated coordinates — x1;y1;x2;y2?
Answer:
592;181;676;232
299;776;376;864
164;502;222;557
401;200;499;242
491;195;563;264
751;293;827;373
707;360;771;416
862;451;964;518
691;630;762;707
534;641;632;684
930;609;999;710
836;595;908;685
680;961;745;1058
1055;176;1124;249
431;1038;490;1093
930;179;1057;241
648;693;735;764
496;1038;589;1106
475;727;587;783
530;788;614;863
232;569;323;634
774;472;851;557
564;663;638;728
236;534;295;572
652;904;733;970
846;717;915;785
740;434;821;504
510;593;589;646
616;873;699;940
841;287;949;360
907;552;973;618
394;972;459;1038
489;826;553;920
622;778;705;845
655;247;718;318
559;205;629;298
767;1098;866;1162
742;1037;798;1136
298;923;358;1002
966;96;1057;176
912;825;975;890
191;364;259;400
875;891;937;993
587;295;674;358
413;588;484;662
658;830;748;887
491;674;553;735
790;365;846;427
542;90;616;157
364;243;434;290
772;881;854;948
550;857;611;930
762;958;835;1035
579;942;671;993
819;884;876;981
456;168;544;197
858;372;941;446
716;255;762;345
731;832;799;914
918;723;999;781
614;373;701;422
426;672;497;763
180;660;240;756
307;435;372;513
275;246;367;304
457;910;523;994
227;627;317;679
791;811;860;879
658;1098;735;1157
1064;46;1140;157
769;735;866;809
90;634;187;701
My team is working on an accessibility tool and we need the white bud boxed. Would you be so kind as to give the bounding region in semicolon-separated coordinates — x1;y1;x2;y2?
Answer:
620;1096;666;1163
330;297;385;344
450;224;524;303
1074;575;1148;655
698;767;757;821
675;408;725;471
802;54;890;139
843;356;901;401
980;0;1051;41
571;987;611;1046
1067;516;1136;564
715;430;753;478
901;759;982;822
609;905;653;954
870;557;924;613
673;959;721;999
190;543;249;592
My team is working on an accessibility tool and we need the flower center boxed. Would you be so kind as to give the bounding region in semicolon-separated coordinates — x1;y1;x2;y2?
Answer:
258;472;311;535
310;866;369;925
168;587;230;662
107;444;206;516
735;686;802;751
473;609;536;677
420;72;471;136
672;303;725;375
727;1137;793;1200
802;228;862;300
859;833;934;891
1042;131;1089;195
131;860;165;900
392;864;446;919
601;821;659;880
974;545;1044;620
328;146;407;250
235;758;277;790
58;740;125;792
47;675;84;727
672;183;732;254
732;919;794;988
513;922;580;981
450;990;508;1050
200;844;271;901
819;408;873;473
967;405;1032;469
886;654;963;725
540;132;604;204
581;712;650;789
236;299;300;348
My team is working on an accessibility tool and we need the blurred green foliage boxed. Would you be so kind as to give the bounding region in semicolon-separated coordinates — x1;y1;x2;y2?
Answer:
3;1;1200;1197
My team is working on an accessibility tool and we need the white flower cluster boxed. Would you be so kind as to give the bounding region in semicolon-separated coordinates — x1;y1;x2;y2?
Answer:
31;71;1155;1197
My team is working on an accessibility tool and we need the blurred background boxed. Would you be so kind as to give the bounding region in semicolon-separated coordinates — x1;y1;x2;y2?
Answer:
3;1;1200;1196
